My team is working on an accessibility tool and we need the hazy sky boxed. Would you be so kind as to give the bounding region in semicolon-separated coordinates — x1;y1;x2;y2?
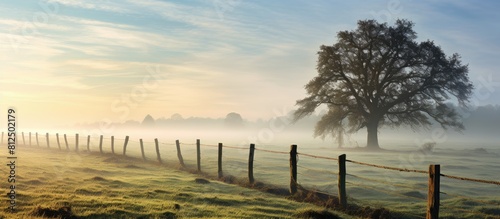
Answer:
1;0;500;128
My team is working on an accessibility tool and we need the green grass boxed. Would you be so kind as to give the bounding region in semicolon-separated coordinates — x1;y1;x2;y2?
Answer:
0;147;357;219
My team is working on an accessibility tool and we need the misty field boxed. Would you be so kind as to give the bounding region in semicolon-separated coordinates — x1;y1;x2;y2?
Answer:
12;130;500;218
0;145;361;219
170;143;500;219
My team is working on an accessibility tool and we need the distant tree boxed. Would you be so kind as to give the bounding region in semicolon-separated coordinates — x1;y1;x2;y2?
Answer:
170;113;184;120
224;112;244;128
141;114;156;127
293;19;473;149
124;120;140;127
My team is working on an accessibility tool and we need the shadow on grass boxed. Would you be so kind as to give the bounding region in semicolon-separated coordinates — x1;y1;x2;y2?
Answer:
30;206;177;219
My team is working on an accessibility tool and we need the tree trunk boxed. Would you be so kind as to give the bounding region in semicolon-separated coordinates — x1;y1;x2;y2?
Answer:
338;129;344;148
366;120;380;149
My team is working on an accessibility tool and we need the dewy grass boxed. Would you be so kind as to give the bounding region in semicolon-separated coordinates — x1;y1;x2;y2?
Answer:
0;147;356;219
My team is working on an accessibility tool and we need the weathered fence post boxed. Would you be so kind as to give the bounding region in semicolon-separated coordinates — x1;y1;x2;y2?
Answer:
155;138;162;164
36;132;40;147
218;143;223;178
123;136;129;156
140;139;146;161
64;134;69;150
196;139;201;172
99;135;103;154
56;133;61;150
248;143;255;184
22;132;26;146
111;136;115;154
289;144;298;195
338;154;347;208
75;133;79;152
86;135;90;152
29;132;32;146
175;140;185;167
427;164;440;219
46;133;50;148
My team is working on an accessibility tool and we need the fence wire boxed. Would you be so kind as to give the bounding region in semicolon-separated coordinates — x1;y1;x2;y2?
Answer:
298;152;339;161
346;159;428;174
440;173;500;186
254;147;288;155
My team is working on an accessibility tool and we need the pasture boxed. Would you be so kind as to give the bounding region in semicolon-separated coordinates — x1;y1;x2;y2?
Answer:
9;130;500;218
0;145;355;218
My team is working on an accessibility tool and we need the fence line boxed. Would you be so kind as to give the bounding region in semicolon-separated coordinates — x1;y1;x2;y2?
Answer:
4;131;499;219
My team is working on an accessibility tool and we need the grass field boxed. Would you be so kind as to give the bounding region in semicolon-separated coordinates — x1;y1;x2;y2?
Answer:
0;146;358;219
6;131;499;218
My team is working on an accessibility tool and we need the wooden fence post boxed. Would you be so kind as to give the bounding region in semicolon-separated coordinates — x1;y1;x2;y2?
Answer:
56;133;61;150
46;133;50;148
29;132;32;146
289;144;298;195
155;138;162;164
75;133;79;152
86;135;90;152
123;136;129;156
218;143;223;178
22;132;25;146
64;134;69;150
140;139;146;161
99;135;103;154
196;139;201;172
338;154;347;208
36;132;40;147
175;140;185;167
427;164;440;219
111;136;115;154
248;143;255;184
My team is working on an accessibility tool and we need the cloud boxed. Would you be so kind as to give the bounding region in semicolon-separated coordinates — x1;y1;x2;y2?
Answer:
48;0;131;13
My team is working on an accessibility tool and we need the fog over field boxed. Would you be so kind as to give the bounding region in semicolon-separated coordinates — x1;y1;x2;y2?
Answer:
2;0;500;218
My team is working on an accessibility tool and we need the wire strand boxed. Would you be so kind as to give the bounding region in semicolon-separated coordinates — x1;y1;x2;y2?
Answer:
440;173;500;185
254;147;288;155
346;159;428;174
298;152;339;161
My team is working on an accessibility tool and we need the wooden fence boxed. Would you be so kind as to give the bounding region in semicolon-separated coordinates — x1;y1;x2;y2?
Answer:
3;131;499;219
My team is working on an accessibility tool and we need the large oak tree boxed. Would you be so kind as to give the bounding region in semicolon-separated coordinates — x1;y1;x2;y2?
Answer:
293;20;473;149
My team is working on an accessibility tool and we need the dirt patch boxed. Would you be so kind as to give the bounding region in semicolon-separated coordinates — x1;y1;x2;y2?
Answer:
88;176;107;181
124;164;142;169
30;206;74;219
194;178;210;184
26;180;43;185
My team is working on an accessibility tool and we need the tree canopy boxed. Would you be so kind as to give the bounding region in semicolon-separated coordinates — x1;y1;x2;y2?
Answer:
293;19;474;149
224;112;244;128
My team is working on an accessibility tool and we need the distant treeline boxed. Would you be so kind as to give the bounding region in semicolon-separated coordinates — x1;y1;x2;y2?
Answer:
73;104;500;135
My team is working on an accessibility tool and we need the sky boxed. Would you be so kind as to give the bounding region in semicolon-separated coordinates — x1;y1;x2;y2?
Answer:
1;0;500;129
